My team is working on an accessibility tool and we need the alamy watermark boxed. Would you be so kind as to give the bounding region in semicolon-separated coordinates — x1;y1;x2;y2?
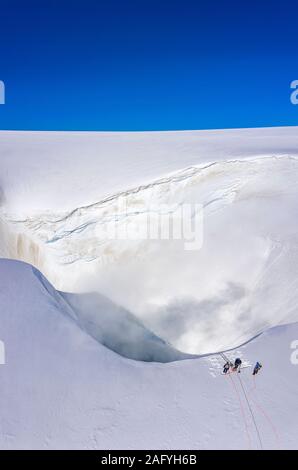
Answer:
290;80;298;105
0;80;5;104
95;200;204;251
290;340;298;365
0;340;5;365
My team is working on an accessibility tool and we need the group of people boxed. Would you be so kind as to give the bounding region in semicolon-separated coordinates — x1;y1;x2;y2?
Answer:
223;358;262;375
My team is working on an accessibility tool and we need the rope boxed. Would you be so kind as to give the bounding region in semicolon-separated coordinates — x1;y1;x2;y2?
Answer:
220;352;280;449
220;352;230;363
219;352;263;449
220;353;252;448
228;373;252;449
237;373;263;450
248;378;281;448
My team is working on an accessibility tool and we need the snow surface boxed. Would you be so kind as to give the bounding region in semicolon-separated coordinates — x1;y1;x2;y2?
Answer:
0;127;298;448
1;128;298;354
0;258;297;450
1;127;298;213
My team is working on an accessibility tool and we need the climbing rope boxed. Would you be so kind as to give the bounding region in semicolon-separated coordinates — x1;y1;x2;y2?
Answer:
228;373;252;449
237;372;263;450
219;352;252;448
219;351;264;450
248;377;281;448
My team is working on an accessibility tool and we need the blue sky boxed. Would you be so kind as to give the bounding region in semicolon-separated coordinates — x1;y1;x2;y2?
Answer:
0;0;297;131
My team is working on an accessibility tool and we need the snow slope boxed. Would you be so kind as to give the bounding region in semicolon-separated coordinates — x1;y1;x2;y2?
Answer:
1;127;298;213
1;128;298;354
0;128;298;449
0;258;297;450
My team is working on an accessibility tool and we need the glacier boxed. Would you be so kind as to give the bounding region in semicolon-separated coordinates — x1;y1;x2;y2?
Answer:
0;127;298;448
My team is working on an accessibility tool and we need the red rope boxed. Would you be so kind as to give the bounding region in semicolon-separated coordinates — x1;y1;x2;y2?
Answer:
247;378;281;449
228;373;252;449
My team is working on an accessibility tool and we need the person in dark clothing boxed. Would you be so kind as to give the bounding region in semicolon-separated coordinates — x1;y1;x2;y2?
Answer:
223;362;230;374
234;358;242;372
253;362;262;375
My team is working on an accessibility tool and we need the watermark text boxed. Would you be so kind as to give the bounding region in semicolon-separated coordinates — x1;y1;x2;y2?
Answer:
290;340;298;365
0;340;5;365
0;80;5;104
95;201;204;251
290;80;298;105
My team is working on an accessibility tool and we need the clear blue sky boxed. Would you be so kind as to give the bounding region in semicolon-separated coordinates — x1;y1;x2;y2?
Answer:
0;0;297;131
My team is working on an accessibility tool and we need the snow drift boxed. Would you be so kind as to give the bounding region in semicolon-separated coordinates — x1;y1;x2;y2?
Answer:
0;258;297;449
1;127;298;449
1;128;298;354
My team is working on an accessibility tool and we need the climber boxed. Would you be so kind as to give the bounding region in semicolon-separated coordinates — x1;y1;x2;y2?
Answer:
233;357;242;372
223;361;231;374
253;362;262;375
